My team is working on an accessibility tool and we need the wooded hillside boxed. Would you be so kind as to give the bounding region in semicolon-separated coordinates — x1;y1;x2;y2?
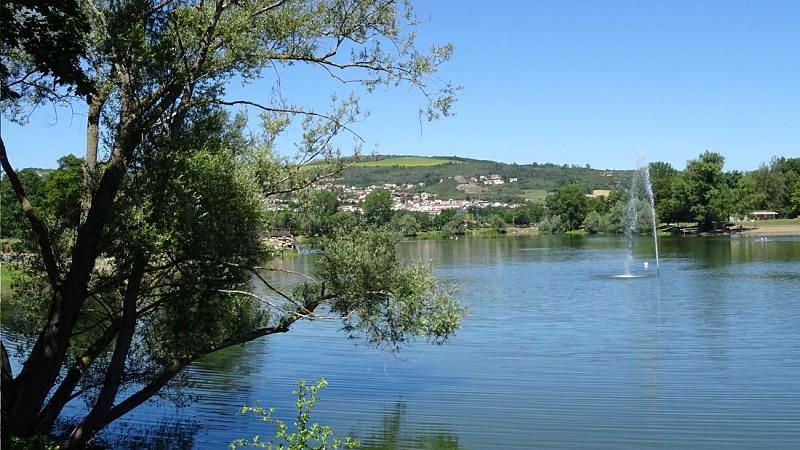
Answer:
332;155;632;201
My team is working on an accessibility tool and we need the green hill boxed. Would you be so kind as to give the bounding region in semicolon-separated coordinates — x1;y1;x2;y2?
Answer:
352;156;461;167
332;155;631;202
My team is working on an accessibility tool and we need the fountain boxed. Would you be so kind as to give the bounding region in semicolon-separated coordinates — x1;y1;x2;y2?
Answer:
621;151;660;277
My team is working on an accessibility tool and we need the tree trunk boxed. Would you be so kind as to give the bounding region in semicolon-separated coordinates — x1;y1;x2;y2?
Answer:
1;109;138;438
5;285;82;437
61;259;146;448
81;94;106;224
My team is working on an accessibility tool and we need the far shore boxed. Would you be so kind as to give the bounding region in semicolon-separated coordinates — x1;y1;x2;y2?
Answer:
500;221;800;237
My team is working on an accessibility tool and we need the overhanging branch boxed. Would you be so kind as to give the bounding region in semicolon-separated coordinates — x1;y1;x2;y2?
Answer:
211;100;364;142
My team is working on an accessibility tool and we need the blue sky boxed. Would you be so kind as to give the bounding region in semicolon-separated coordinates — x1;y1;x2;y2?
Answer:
3;0;798;171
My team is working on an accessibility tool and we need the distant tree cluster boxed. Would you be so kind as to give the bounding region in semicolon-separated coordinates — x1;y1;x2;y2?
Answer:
538;151;800;234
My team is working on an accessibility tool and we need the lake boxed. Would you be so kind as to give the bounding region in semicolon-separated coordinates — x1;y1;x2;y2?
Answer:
23;234;800;448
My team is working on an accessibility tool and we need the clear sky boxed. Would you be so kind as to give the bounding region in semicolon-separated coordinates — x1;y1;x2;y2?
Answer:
2;0;799;171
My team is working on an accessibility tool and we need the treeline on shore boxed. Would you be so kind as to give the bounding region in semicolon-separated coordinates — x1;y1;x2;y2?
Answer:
3;152;798;244
266;151;800;238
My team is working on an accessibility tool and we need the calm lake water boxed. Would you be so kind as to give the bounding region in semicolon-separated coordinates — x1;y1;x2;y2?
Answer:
20;235;800;448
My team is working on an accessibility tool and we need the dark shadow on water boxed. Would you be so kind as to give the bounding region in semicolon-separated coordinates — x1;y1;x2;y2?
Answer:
53;415;200;449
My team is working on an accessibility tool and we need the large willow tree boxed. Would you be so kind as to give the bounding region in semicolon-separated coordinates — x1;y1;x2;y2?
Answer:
0;1;464;447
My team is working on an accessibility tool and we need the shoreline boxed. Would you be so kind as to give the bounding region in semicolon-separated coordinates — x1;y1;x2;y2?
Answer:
501;223;800;238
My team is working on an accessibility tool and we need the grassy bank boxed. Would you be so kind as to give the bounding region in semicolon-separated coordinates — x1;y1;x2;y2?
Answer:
733;218;800;227
1;263;20;297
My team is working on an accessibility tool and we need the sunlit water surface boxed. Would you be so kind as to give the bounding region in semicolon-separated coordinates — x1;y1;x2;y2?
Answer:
15;235;800;448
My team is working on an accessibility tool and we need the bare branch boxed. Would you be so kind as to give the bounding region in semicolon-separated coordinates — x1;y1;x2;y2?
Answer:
146;0;178;16
86;0;109;31
211;100;365;142
215;289;299;317
100;308;315;430
250;0;290;19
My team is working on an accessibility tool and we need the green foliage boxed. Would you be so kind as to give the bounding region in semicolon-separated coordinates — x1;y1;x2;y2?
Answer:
684;151;733;230
633;199;655;234
439;220;461;238
389;212;420;237
361;189;393;225
7;433;59;450
648;161;684;225
733;174;765;218
297;190;341;237
1;169;44;239
0;0;93;106
315;227;466;351
40;155;84;229
514;203;545;226
538;215;564;234
792;184;800;217
434;209;456;230
582;210;603;234
483;214;507;233
546;184;589;231
603;201;626;233
0;262;20;293
231;379;359;450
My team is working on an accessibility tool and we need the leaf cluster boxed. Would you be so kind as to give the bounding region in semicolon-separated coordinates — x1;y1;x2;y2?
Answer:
231;378;359;450
314;226;466;352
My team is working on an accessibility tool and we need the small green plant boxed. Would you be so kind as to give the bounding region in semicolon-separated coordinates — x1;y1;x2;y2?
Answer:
230;379;359;450
8;434;59;450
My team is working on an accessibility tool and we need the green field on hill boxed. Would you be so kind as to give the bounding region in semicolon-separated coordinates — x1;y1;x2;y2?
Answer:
519;189;549;203
353;156;459;167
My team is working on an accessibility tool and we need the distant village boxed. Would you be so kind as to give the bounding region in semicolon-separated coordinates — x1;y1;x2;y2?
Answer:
274;174;523;215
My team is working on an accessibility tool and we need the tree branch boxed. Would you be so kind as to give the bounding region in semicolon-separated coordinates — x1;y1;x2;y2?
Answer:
0;340;12;390
0;137;61;287
36;318;122;433
250;0;289;19
210;100;364;142
0;340;13;413
146;0;178;17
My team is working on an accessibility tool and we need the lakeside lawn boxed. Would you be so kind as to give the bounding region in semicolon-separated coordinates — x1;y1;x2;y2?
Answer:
732;218;800;236
1;264;19;296
732;218;800;227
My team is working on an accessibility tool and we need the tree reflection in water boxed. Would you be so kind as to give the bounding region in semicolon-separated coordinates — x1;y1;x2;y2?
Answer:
92;417;200;449
356;401;463;450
